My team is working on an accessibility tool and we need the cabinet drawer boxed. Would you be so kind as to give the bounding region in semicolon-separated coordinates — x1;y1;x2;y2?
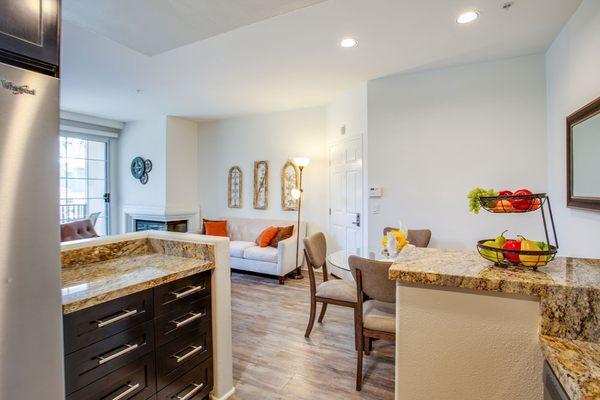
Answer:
66;353;156;400
157;358;213;400
154;272;211;315
64;289;154;354
157;324;213;390
65;320;155;394
155;295;211;346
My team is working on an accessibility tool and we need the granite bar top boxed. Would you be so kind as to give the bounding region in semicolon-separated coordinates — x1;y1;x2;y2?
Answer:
540;335;600;400
390;248;600;399
389;248;600;296
61;235;215;314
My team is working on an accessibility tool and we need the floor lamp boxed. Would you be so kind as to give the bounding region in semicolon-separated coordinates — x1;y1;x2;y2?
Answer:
291;157;310;279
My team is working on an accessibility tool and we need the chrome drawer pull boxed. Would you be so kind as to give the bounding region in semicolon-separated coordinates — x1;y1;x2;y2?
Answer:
97;343;139;365
96;309;139;328
176;383;204;400
173;312;205;328
173;345;203;363
171;284;205;300
110;383;140;400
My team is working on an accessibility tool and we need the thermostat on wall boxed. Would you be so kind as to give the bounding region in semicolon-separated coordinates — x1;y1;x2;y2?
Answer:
369;187;383;197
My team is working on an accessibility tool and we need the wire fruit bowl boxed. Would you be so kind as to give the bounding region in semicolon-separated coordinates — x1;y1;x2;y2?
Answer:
479;193;546;213
476;239;557;271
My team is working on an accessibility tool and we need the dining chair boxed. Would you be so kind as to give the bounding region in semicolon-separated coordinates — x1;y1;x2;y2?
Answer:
383;227;432;248
349;255;396;391
303;232;358;342
88;212;101;226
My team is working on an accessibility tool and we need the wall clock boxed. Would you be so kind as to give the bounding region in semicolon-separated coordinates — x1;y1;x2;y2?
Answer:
131;156;152;184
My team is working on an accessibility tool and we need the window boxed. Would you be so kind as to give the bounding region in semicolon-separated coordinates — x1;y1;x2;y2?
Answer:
59;136;110;235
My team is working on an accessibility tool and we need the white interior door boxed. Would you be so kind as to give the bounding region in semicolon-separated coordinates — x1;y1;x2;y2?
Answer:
329;138;363;255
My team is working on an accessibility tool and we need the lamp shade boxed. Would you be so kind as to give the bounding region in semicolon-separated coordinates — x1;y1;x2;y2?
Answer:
292;157;310;168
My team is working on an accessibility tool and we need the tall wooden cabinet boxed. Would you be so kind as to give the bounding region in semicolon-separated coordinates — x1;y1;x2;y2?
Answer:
0;0;60;76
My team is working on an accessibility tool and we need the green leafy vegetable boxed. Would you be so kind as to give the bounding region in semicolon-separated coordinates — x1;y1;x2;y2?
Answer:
468;188;499;214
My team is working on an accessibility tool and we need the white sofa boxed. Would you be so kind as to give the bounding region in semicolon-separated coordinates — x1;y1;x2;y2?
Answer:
222;217;307;284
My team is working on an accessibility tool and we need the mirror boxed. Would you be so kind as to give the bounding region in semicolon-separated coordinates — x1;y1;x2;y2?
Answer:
567;96;600;211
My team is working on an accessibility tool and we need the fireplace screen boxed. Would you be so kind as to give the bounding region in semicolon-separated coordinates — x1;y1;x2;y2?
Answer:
135;219;188;233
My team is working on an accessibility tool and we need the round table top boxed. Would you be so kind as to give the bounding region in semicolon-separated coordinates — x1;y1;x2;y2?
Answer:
327;249;395;271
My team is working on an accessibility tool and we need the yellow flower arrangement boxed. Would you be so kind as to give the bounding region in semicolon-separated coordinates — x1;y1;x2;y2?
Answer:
382;230;409;252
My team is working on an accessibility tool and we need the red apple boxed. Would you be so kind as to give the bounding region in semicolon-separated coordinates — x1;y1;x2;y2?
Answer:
503;240;521;264
510;189;533;210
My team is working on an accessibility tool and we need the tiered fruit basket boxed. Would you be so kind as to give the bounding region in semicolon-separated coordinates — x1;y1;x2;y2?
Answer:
475;193;559;271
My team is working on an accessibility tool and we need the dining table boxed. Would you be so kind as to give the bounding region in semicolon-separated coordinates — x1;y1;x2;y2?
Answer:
327;249;398;280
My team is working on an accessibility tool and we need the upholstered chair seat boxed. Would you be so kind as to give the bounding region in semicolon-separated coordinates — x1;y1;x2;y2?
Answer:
362;300;395;333
316;279;357;303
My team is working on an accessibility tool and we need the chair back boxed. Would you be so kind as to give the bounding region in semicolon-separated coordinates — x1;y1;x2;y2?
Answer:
61;219;99;242
303;232;327;269
383;227;431;248
348;255;395;303
89;212;101;226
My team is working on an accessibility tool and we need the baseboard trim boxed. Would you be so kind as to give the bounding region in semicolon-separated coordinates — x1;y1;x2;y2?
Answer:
210;387;236;400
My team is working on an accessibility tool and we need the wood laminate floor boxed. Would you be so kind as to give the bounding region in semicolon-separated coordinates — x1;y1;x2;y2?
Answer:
230;272;395;400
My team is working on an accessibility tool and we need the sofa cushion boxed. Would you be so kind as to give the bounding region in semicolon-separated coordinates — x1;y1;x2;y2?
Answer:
243;246;278;263
363;300;396;333
230;241;256;258
316;280;357;303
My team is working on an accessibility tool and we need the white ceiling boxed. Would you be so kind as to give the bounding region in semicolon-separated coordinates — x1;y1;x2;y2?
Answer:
60;0;581;122
62;0;328;56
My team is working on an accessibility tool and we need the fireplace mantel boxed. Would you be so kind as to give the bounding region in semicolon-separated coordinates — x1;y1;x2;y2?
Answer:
122;205;198;233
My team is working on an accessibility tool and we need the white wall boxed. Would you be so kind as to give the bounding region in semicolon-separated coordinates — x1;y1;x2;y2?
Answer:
166;116;200;214
546;0;600;258
118;116;168;216
367;55;547;251
326;83;367;144
117;115;200;232
198;107;328;236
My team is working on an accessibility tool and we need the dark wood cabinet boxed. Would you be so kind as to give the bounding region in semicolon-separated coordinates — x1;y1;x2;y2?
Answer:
0;0;60;76
64;289;154;355
63;271;213;400
66;353;157;400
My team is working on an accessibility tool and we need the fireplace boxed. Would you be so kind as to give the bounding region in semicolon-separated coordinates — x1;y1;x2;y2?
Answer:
135;219;188;233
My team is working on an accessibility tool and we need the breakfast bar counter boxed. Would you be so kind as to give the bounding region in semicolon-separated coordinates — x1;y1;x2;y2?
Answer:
389;248;600;400
61;231;235;400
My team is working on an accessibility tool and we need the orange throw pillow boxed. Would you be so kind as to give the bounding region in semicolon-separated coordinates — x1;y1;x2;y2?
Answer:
204;220;228;237
256;226;279;248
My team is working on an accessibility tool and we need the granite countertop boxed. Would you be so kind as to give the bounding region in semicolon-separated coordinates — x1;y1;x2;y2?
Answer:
61;236;215;314
389;248;600;296
389;247;600;399
540;335;600;400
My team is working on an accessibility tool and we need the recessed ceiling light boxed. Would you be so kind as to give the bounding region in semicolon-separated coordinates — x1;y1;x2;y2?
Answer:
339;38;357;48
456;11;479;24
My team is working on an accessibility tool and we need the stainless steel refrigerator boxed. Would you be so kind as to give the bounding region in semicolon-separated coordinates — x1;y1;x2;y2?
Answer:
0;62;64;398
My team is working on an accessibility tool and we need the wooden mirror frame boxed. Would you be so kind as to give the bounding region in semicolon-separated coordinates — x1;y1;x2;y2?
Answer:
253;161;269;210
227;166;242;208
281;160;299;211
567;96;600;211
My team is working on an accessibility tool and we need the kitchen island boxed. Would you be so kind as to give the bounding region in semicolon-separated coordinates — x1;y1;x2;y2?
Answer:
61;231;235;400
389;248;600;400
